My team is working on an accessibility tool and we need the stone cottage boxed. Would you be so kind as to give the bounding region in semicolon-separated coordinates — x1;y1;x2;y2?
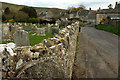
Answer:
69;8;96;23
96;2;120;25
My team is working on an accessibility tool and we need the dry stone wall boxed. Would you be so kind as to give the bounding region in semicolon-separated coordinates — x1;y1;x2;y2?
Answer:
1;22;79;79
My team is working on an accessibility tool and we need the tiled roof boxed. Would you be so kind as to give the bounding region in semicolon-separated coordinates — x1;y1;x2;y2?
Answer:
98;9;120;14
78;10;89;16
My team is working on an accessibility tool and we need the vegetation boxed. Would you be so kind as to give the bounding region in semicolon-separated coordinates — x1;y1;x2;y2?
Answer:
20;6;37;18
2;15;6;21
95;24;119;36
74;35;79;61
2;2;66;12
3;7;14;21
78;4;86;10
2;6;37;22
2;41;14;44
79;24;84;27
2;2;66;22
68;4;86;11
4;7;10;14
108;4;113;9
15;11;29;22
28;18;39;23
29;27;53;46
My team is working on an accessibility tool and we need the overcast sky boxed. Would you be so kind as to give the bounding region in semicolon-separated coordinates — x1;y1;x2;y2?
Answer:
0;0;119;10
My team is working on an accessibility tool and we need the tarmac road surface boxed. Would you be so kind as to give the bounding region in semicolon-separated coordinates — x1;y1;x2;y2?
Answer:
72;26;118;79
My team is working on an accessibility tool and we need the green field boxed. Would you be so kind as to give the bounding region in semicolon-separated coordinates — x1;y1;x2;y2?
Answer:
95;24;120;36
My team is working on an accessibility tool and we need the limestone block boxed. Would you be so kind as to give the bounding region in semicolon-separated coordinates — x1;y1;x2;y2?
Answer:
31;43;48;57
16;59;23;69
42;39;55;48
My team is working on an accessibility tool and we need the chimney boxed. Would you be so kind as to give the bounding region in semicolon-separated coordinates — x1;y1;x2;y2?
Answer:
116;2;118;5
89;8;91;11
115;2;118;9
97;7;101;12
99;7;101;10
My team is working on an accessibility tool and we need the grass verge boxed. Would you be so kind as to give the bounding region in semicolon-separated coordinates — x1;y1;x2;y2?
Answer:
74;34;79;61
95;24;120;36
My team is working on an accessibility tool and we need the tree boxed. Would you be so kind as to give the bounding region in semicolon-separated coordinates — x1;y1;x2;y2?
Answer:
20;6;37;18
2;15;6;21
78;4;86;10
15;11;29;22
67;4;86;12
4;7;10;14
108;4;113;9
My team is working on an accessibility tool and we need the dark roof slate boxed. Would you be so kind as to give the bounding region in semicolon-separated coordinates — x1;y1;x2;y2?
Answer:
78;10;89;16
97;9;120;14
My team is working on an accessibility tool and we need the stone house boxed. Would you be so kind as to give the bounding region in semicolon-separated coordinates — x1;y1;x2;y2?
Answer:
69;8;96;23
76;10;89;22
96;2;120;25
87;9;96;23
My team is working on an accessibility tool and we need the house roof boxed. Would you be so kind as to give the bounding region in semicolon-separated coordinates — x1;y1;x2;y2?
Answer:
78;10;89;16
97;2;120;14
97;9;120;14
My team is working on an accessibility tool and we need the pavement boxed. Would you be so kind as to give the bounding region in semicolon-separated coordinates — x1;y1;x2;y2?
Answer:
72;25;118;79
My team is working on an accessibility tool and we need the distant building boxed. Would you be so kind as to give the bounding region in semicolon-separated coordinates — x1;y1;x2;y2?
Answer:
87;8;96;23
96;2;120;25
36;9;68;20
69;8;96;23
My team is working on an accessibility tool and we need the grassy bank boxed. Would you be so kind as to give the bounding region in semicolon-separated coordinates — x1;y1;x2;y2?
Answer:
95;24;120;36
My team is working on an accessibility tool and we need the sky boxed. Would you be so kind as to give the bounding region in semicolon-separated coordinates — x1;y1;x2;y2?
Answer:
0;0;119;10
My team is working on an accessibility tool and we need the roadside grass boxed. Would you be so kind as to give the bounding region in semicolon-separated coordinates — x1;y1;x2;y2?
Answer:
29;27;53;46
95;24;120;36
74;35;79;61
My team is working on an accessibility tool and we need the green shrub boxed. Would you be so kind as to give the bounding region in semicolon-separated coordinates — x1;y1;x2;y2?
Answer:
4;7;10;14
28;18;39;23
15;11;29;22
20;6;37;18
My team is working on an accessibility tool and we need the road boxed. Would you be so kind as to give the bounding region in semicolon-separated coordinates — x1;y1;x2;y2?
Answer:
72;26;118;79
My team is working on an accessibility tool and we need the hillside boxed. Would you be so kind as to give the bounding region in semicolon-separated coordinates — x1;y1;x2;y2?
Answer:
2;2;67;13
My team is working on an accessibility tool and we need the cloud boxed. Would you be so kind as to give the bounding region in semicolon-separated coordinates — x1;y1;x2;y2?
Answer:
0;0;118;10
